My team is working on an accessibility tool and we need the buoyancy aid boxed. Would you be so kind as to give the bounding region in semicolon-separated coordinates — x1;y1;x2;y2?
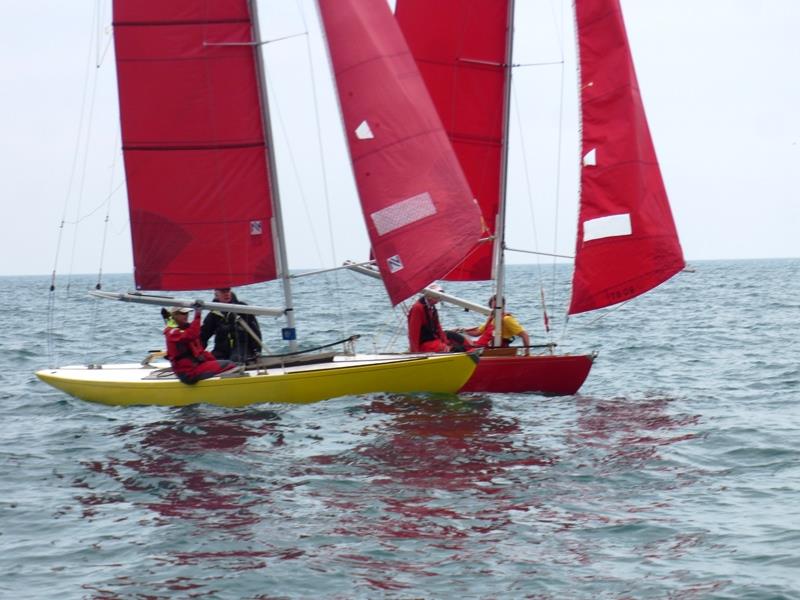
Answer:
165;317;206;363
200;293;262;359
416;298;443;343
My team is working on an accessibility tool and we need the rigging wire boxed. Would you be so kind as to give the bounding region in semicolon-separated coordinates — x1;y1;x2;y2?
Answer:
261;64;323;260
47;2;99;366
367;295;408;354
95;130;120;291
551;0;571;322
261;47;343;345
60;181;123;226
65;7;103;294
582;299;630;327
85;6;116;350
504;0;579;346
260;2;354;347
552;4;583;328
511;82;552;342
95;0;115;68
556;299;627;350
300;0;348;339
549;0;566;53
299;0;337;267
513;60;564;68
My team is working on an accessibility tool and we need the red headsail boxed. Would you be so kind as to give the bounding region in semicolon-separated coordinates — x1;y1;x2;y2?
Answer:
396;0;511;281
318;0;483;305
569;0;684;314
113;0;277;291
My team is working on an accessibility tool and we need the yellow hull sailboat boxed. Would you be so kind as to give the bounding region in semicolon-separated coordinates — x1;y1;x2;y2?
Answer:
38;0;484;407
36;353;477;408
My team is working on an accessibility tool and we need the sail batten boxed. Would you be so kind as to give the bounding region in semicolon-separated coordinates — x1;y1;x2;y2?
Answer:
113;0;277;292
318;0;482;305
113;19;251;27
122;142;264;151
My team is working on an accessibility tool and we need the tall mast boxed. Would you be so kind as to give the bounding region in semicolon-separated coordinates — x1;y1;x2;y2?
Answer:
249;0;298;351
492;0;516;347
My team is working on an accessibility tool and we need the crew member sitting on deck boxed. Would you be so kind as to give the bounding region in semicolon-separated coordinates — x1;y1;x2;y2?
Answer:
407;284;470;353
165;306;237;384
201;287;262;364
460;295;531;356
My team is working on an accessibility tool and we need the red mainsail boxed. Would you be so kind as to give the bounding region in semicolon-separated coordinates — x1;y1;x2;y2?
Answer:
318;0;483;305
570;0;684;314
396;0;510;281
113;0;277;291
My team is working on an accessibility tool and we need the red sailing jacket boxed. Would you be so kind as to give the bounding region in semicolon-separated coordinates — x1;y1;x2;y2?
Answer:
164;314;215;374
407;297;447;352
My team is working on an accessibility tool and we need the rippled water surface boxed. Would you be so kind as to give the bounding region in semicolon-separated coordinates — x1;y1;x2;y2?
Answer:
2;260;799;599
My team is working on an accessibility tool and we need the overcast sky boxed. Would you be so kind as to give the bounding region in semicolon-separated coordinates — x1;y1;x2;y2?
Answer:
1;0;798;278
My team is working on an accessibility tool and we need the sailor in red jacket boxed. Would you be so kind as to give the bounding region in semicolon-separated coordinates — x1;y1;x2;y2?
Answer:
164;307;237;384
407;284;470;353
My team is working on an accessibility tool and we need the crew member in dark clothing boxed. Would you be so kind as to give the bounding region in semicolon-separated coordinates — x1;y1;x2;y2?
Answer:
407;284;470;353
201;287;262;363
164;307;237;384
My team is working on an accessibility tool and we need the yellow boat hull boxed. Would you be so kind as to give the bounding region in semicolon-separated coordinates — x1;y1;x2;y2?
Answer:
35;353;477;408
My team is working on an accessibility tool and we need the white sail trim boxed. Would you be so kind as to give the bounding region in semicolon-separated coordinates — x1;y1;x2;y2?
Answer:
583;148;597;166
355;120;374;139
371;192;436;235
583;213;632;242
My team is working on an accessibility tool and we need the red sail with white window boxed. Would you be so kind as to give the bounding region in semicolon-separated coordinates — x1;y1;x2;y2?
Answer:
395;0;510;281
570;0;684;314
317;0;482;305
113;0;277;291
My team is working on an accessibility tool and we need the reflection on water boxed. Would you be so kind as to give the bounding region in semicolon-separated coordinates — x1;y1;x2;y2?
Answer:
69;394;708;597
356;394;544;488
77;408;282;528
571;395;701;466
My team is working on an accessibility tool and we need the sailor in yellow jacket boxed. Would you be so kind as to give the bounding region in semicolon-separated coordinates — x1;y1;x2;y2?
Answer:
461;295;531;355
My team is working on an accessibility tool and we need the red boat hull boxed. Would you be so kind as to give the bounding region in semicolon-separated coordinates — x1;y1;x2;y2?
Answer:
460;353;595;395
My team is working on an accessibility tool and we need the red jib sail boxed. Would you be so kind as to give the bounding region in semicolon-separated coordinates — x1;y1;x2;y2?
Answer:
113;0;277;291
396;0;510;281
570;0;684;314
318;0;482;305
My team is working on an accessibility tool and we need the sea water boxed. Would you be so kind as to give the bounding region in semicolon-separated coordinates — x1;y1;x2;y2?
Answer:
1;260;798;599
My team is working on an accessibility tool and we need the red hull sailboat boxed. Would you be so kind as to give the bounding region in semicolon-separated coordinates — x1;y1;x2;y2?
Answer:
396;0;685;395
461;352;594;395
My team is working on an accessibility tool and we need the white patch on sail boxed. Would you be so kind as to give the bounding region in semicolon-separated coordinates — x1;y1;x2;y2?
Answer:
250;220;263;235
583;148;597;167
355;120;374;140
371;192;436;235
387;255;404;273
583;213;632;242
